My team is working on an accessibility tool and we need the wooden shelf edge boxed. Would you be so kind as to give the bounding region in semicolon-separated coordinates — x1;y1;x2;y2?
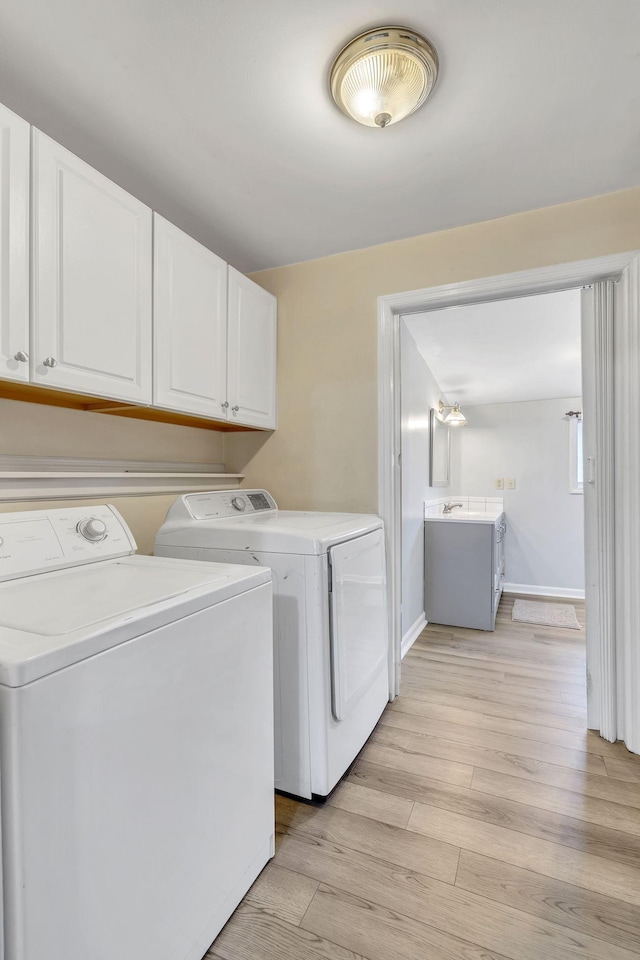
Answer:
0;380;269;433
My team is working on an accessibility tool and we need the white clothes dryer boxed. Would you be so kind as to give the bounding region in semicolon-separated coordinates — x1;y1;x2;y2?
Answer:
155;489;389;799
0;504;274;960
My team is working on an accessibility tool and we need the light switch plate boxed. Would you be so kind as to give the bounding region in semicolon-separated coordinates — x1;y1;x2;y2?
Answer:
495;478;504;490
506;478;516;490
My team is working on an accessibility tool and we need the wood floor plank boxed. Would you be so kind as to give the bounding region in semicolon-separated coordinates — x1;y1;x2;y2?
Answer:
301;882;513;960
412;647;585;677
368;725;567;783
504;663;586;684
394;689;587;732
348;758;482;804
274;793;460;883
413;637;585;669
388;694;487;729
403;666;571;704
407;646;586;681
409;651;586;702
348;758;640;868
326;780;414;828
481;713;640;761
417;623;551;645
349;756;640;816
404;656;507;683
358;738;475;787
244;862;319;925
429;604;586;641
401;675;587;717
456;851;640;955
276;831;640;960
397;726;608;781
605;757;640;782
366;723;412;749
471;767;640;835
470;752;640;808
208;903;370;960
529;630;586;644
407;800;640;907
380;711;607;774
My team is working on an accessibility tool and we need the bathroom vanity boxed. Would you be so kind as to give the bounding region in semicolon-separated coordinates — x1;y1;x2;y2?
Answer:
424;506;506;631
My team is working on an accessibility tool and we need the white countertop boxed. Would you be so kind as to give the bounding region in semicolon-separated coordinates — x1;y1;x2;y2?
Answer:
424;496;505;524
425;507;504;524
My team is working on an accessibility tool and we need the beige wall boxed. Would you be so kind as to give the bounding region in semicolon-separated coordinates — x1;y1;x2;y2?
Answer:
228;186;640;513
0;398;225;462
2;186;640;549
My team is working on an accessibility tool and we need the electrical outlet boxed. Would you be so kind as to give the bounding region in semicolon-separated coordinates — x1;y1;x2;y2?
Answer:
495;478;504;490
506;477;516;490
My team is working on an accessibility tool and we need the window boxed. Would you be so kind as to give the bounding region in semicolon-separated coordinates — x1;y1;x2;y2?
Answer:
569;415;583;494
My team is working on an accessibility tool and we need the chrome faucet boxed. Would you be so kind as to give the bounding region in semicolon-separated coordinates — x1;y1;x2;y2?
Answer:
443;502;464;514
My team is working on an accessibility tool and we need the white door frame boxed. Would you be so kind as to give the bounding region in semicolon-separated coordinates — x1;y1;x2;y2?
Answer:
378;251;639;730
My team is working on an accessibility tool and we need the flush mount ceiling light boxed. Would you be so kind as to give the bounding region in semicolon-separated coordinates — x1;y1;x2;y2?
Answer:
438;400;467;425
329;25;439;128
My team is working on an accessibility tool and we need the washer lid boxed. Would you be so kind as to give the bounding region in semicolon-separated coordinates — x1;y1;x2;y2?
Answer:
156;510;384;555
0;555;271;687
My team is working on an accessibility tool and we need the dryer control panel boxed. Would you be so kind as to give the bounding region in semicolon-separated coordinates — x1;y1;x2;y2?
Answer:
0;505;137;582
183;490;278;520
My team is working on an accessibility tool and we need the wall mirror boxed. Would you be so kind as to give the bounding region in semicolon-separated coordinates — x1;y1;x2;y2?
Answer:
429;408;450;487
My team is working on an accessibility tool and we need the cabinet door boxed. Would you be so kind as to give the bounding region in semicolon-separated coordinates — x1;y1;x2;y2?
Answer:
153;215;227;418
227;267;277;429
0;104;30;383
31;130;152;403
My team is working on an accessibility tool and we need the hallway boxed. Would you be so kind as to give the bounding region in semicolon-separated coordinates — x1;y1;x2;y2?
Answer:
211;595;640;960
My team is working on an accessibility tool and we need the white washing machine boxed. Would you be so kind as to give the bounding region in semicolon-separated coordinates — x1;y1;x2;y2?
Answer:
0;504;274;960
155;489;389;799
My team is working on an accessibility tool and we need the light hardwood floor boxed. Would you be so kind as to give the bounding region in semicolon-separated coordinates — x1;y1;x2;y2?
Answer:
209;594;640;960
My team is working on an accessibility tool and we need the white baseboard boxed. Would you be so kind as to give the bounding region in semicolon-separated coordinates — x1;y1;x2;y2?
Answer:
401;613;427;658
503;582;586;601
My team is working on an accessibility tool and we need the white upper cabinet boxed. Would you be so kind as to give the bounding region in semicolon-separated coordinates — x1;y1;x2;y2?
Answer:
0;104;277;429
31;130;152;403
0;104;30;383
153;215;228;418
227;267;277;429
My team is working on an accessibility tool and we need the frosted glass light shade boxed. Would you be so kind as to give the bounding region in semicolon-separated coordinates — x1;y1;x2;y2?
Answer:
330;26;438;128
444;403;467;425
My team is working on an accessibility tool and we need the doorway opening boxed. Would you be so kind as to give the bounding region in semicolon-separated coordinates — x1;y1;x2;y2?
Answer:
377;251;640;752
400;288;584;658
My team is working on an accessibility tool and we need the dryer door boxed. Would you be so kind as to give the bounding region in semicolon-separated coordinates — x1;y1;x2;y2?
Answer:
329;528;388;721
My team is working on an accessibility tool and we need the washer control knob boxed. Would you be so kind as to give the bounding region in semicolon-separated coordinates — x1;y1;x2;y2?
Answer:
231;497;246;512
77;517;108;542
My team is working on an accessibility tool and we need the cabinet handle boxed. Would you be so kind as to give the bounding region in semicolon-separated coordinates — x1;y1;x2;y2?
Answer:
14;351;28;362
221;401;229;409
232;405;239;412
43;357;57;368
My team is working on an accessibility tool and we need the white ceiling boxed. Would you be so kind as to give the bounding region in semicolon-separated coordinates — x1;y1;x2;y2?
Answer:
0;1;638;272
403;289;582;405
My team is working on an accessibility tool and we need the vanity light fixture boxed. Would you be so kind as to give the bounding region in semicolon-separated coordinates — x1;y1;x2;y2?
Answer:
329;26;439;128
438;400;467;425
